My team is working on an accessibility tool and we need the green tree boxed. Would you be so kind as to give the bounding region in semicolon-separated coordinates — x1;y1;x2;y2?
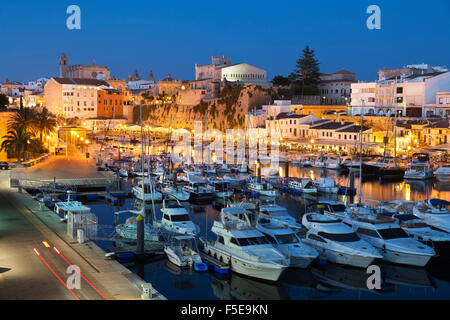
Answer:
294;45;321;88
1;123;38;163
35;107;57;142
8;107;37;134
0;94;8;108
272;75;291;86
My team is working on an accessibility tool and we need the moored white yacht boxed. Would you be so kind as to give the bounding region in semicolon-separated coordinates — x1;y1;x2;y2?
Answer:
160;181;190;201
389;213;450;255
258;203;302;230
313;177;339;194
404;153;434;180
256;217;318;268
326;155;342;170
183;180;215;203
246;179;280;197
301;213;382;268
200;207;289;282
156;201;199;236
164;235;204;268
132;178;163;202
208;180;234;198
434;165;450;183
339;207;436;267
287;178;317;194
413;198;450;233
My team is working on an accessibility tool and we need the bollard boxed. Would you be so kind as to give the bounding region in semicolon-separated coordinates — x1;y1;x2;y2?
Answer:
141;283;153;300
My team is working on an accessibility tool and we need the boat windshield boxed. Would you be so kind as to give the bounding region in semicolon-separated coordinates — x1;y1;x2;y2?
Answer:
328;204;346;213
318;231;360;242
170;214;191;222
378;228;409;240
237;236;270;246
275;233;299;244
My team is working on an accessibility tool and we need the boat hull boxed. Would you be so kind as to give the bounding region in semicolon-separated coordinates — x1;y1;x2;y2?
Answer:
382;249;432;267
205;245;285;282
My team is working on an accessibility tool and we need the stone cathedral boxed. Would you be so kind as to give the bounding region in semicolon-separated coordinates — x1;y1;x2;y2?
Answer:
58;51;111;80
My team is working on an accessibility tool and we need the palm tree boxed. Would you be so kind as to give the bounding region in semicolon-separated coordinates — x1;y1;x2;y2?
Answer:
35;107;57;142
1;123;38;163
8;107;37;134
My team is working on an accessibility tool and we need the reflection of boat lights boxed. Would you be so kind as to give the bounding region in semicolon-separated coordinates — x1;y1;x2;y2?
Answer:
310;170;314;180
405;183;411;201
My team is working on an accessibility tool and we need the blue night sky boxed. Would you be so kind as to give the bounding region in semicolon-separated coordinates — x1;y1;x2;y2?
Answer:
0;0;449;83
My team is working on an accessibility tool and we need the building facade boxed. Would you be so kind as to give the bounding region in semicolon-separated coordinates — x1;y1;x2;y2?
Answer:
318;69;356;105
44;78;111;119
59;52;111;80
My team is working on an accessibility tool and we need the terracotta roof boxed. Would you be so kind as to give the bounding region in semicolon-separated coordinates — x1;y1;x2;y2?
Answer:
312;121;353;130
336;125;371;133
52;78;110;86
424;120;449;129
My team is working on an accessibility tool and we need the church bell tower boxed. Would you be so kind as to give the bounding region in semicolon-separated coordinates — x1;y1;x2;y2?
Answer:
59;52;69;77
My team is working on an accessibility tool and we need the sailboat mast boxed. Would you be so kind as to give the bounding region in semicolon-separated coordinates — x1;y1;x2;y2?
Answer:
393;77;398;167
359;100;364;204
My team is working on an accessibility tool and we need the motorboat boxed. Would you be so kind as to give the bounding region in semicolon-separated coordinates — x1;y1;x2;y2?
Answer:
258;204;302;230
300;154;315;167
312;155;327;168
118;168;128;178
301;213;382;268
389;213;450;256
115;216;160;241
208;180;234;198
246;179;280;197
157;201;199;236
413;199;450;232
200;207;289;282
183;180;215;203
160;180;190;201
262;168;282;184
404;153;434;180
341;207;436;267
325;156;342;170
223;174;249;187
256;217;318;268
313;177;339;194
217;163;232;173
434;165;450;183
287;178;318;194
164;235;205;269
132;178;163;202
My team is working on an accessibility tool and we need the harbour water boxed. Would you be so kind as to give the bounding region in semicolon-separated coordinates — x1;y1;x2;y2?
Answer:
88;164;450;300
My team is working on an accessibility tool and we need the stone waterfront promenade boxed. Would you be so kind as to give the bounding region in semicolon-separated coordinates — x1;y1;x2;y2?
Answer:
0;155;165;300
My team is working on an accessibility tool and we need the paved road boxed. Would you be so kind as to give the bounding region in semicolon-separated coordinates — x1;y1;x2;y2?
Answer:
0;188;107;299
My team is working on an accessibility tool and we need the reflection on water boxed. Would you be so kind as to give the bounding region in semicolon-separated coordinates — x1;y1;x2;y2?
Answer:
89;163;450;300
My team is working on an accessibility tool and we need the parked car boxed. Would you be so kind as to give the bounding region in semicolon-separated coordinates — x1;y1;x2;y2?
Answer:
0;162;9;170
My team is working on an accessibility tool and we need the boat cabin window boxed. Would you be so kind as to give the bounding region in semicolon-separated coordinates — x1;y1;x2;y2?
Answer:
308;233;326;243
163;214;170;221
318;231;360;242
263;234;277;244
356;227;380;238
275;233;299;244
217;236;225;245
378;228;409;240
170;214;191;222
230;237;239;246
235;236;270;246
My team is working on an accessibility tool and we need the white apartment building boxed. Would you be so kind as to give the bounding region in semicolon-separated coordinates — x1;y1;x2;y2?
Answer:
44;78;111;119
349;82;376;115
